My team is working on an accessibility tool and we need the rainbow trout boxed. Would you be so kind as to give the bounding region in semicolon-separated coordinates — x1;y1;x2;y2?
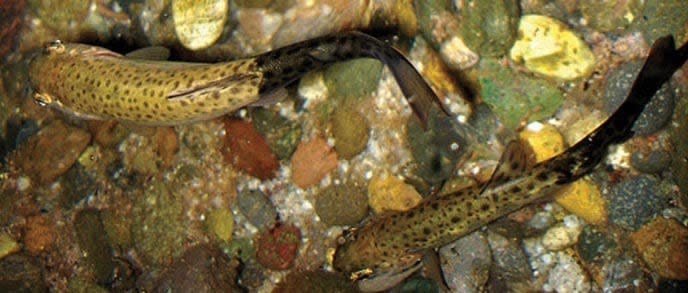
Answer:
28;32;443;126
333;36;688;288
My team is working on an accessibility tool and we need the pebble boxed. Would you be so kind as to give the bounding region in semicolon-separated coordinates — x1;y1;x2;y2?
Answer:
367;175;422;215
541;215;584;251
439;231;491;292
542;252;591;292
331;107;370;160
255;223;301;270
132;181;185;266
603;60;675;136
510;15;595;80
486;231;532;291
606;175;669;230
323;58;383;100
59;163;96;209
13;120;91;184
151;244;241;292
0;0;24;59
554;179;607;225
398;277;440;293
314;183;368;226
636;0;688;45
458;0;520;57
576;225;617;264
670;93;688;205
630;148;671;174
290;136;338;188
478;58;564;129
236;189;277;231
252;107;302;160
223;117;279;180
74;209;115;285
23;214;54;255
629;217;688;280
519;122;565;162
600;252;649;291
171;0;228;50
0;232;19;259
205;207;234;242
87;121;128;148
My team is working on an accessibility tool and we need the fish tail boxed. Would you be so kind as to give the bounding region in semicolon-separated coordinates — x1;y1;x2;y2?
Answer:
254;31;447;127
553;36;688;183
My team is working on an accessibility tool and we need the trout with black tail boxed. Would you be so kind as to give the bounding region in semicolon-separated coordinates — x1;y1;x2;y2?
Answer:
333;36;688;289
28;31;444;126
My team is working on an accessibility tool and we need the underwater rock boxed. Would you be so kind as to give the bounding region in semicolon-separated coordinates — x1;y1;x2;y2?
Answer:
315;183;368;226
255;223;301;270
0;0;25;59
252;107;302;160
510;15;595;80
236;189;277;231
274;270;357;293
554;179;607;225
0;232;19;259
323;58;383;100
630;217;688;280
331;107;370;160
576;225;617;265
205;207;234;242
630;148;671;174
23;214;54;255
0;253;46;292
74;209;115;285
579;0;643;32
439;231;491;292
152;244;241;292
172;0;229;50
634;0;688;45
367;175;422;215
223;117;279;180
290;136;338;188
606;175;670;230
458;0;520;57
519;122;565;162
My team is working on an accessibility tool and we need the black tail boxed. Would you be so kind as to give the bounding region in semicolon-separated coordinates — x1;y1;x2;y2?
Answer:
552;36;688;183
254;31;447;128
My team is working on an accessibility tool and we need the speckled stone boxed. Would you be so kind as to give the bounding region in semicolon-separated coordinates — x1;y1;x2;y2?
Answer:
367;175;422;215
576;225;617;265
486;231;532;292
630;149;671;174
630;217;688;280
634;0;688;45
331;107;370;160
0;253;47;292
439;231;491;292
74;209;115;285
606;175;670;230
478;58;564;129
398;276;440;293
323;58;383;100
314;183;368;226
252;107;302;160
255;223;301;270
205;207;234;242
670;94;688;204
458;0;520;57
151;244;241;292
603;60;675;136
236;189;277;231
59;163;97;209
274;270;357;293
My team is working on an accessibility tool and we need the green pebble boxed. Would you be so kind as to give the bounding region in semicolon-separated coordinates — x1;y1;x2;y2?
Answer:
0;232;19;259
459;0;519;57
252;108;302;160
206;207;234;242
323;58;383;100
670;94;688;204
331;107;370;159
634;0;688;45
315;183;368;226
580;0;643;32
478;58;564;129
74;209;115;285
132;181;185;265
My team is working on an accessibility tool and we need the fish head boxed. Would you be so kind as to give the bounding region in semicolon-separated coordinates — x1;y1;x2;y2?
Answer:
333;226;423;290
28;40;121;113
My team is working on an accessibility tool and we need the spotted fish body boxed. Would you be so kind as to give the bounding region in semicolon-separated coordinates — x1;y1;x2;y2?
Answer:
333;36;688;282
28;32;443;126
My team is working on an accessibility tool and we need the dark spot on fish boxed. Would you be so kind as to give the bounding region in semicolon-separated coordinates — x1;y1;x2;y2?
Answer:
431;202;439;210
510;186;521;193
536;172;549;182
451;216;460;223
480;203;490;211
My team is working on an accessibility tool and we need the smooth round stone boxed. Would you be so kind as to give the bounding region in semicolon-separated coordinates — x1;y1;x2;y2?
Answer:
172;0;228;50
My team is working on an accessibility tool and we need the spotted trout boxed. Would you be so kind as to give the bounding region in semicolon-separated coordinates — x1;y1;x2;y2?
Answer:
28;32;443;126
333;36;688;288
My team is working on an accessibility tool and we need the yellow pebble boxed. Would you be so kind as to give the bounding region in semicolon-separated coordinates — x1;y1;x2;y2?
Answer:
510;15;595;80
554;179;607;225
206;208;234;242
0;232;20;259
519;122;565;162
368;175;423;215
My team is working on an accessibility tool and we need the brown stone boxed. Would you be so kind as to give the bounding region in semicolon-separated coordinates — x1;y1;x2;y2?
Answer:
290;137;338;188
223;117;278;180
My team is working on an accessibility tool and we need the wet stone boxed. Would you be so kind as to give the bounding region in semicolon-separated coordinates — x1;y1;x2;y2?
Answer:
331;107;370;160
629;217;688;280
439;231;491;292
236;189;277;231
670;94;688;203
579;0;644;32
323;58;383;100
74;209;115;285
223;117;279;180
172;0;229;50
151;244;241;293
132;181;185;266
601;252;651;292
251;107;302;160
0;253;46;293
398;276;440;293
23;214;54;255
315;183;368;226
274;270;357;293
478;58;564;130
486;231;532;291
604;60;675;136
630;148;671;174
458;0;519;57
59;163;96;209
290;136;338;188
13;120;91;184
255;223;301;270
205;207;234;242
634;0;688;45
576;225;617;265
606;175;670;230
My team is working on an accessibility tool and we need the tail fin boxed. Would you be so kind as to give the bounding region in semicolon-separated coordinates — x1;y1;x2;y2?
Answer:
552;36;688;183
254;31;447;128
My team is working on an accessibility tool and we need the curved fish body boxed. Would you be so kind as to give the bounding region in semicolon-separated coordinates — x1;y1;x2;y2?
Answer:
28;32;443;126
333;36;688;283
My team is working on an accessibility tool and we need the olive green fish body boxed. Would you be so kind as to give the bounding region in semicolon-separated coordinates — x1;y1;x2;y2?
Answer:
333;36;688;281
29;32;444;126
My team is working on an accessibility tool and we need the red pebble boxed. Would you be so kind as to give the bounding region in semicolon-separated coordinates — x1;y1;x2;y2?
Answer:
222;117;279;180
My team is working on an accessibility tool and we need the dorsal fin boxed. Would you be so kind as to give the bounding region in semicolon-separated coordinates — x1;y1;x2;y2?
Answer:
480;140;535;194
125;46;171;60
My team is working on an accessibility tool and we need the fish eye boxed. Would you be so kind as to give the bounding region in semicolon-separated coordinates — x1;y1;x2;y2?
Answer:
33;93;53;107
45;40;65;54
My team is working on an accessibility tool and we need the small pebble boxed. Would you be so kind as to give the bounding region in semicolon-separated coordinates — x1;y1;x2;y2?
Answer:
630;217;688;280
236;189;277;231
290;137;338;188
205;207;234;242
223;118;279;180
331;107;370;160
554;179;607;225
542;216;583;251
172;0;228;50
315;183;368;226
606;175;669;230
367;175;422;214
255;223;301;270
439;231;491;292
